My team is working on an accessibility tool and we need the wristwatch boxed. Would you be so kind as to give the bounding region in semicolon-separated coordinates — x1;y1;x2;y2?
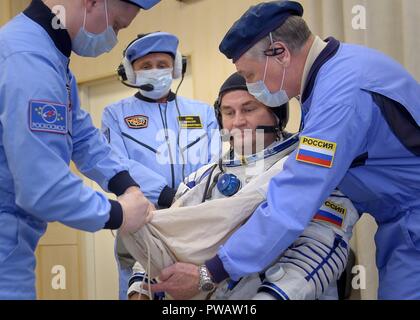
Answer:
198;265;215;292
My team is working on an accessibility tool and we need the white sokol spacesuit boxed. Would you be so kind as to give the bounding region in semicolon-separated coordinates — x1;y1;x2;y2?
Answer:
126;132;359;300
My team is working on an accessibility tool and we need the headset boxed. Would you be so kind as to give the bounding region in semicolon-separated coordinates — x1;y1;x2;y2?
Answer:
117;33;188;90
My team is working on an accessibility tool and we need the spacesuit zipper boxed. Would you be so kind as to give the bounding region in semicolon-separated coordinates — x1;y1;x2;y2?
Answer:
159;103;175;189
66;61;72;137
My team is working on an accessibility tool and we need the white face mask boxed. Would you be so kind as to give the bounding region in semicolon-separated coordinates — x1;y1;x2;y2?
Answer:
72;0;118;57
246;56;289;108
246;33;290;108
135;68;173;100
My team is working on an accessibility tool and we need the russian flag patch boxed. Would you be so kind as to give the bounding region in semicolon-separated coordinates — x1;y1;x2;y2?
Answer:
296;136;336;168
314;200;346;228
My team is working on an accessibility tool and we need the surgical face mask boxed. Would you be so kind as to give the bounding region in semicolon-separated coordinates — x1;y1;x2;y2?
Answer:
246;56;289;108
135;68;173;100
72;0;118;57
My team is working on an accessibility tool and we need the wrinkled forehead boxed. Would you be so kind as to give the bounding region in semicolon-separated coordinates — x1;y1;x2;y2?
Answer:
234;55;266;79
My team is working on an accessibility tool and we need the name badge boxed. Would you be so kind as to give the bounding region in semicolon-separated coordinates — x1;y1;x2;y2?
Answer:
178;116;203;129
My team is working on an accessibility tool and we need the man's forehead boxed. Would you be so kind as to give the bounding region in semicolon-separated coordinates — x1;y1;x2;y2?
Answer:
140;53;172;62
235;57;261;74
221;91;259;106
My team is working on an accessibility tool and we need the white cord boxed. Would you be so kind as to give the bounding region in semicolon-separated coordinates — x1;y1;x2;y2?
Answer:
134;235;153;300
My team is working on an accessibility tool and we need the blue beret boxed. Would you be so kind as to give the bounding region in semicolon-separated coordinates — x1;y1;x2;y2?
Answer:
120;0;161;10
219;1;304;62
125;32;179;63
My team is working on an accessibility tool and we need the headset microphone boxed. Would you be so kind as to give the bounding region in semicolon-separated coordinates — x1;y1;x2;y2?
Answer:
139;84;154;92
256;125;278;133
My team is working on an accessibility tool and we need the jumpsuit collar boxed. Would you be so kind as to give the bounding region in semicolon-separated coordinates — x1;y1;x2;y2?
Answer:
23;0;72;58
223;132;300;167
301;37;340;104
135;91;177;103
300;36;328;96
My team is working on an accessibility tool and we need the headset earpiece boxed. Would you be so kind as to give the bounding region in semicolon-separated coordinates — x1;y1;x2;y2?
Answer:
122;56;136;84
264;47;285;57
213;96;222;128
173;51;184;79
117;34;148;86
117;63;127;82
182;56;187;75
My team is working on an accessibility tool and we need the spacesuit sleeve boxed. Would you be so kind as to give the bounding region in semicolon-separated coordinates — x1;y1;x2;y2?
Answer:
101;107;172;206
208;89;371;281
254;191;359;300
127;262;164;300
0;52;118;232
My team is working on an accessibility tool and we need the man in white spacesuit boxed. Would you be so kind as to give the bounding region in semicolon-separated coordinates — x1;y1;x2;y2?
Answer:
125;73;359;300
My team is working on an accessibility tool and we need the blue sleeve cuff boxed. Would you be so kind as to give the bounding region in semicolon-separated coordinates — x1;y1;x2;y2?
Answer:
157;185;176;208
108;170;139;196
205;255;230;284
104;200;123;229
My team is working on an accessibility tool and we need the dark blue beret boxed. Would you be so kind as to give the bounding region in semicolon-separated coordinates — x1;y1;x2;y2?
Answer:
219;1;304;62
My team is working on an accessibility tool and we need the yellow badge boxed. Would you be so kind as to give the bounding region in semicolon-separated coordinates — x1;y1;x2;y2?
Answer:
313;200;347;228
178;116;203;129
296;136;337;168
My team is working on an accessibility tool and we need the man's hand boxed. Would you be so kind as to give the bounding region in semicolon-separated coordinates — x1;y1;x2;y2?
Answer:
118;187;155;234
150;263;200;300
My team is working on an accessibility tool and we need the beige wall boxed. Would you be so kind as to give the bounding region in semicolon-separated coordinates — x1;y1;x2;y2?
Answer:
70;0;420;102
0;1;11;26
71;0;262;105
2;0;420;300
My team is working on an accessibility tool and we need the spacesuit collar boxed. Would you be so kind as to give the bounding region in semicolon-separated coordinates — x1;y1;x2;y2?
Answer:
23;0;72;58
135;91;177;103
301;37;340;104
224;132;300;167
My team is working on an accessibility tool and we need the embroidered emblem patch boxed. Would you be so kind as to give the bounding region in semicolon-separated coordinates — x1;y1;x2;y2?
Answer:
178;116;203;129
296;136;336;168
314;200;347;228
29;100;68;134
125;115;148;129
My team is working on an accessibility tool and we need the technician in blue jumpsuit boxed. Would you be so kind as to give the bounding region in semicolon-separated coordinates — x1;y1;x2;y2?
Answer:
102;32;220;299
0;0;160;299
151;1;420;300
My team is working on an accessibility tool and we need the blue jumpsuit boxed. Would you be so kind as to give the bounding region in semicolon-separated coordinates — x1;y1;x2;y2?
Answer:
0;1;137;299
102;93;220;206
208;37;420;299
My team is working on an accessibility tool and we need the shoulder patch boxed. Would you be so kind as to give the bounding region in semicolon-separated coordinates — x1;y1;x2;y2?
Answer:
29;100;68;134
296;136;336;168
314;200;347;228
125;115;148;129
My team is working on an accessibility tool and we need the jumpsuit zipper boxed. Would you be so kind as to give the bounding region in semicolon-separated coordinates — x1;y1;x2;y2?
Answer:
158;103;176;189
121;132;159;154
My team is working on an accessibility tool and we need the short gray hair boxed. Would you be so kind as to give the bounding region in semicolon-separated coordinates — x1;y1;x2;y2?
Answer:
246;16;312;60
